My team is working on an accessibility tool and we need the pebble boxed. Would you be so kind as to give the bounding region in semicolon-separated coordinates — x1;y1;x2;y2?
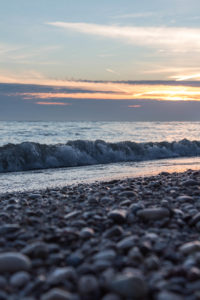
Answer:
156;290;184;300
176;195;193;202
109;269;148;299
118;191;136;198
93;250;116;261
102;294;121;300
10;271;30;288
0;224;20;234
137;207;170;221
80;227;94;239
179;241;200;255
0;170;199;299
0;253;31;273
103;226;123;238
108;209;127;223
78;275;100;298
47;267;77;285
41;288;73;300
117;236;135;250
22;242;49;259
189;212;200;226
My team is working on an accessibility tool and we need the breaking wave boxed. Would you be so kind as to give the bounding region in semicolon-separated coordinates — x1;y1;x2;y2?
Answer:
1;139;200;173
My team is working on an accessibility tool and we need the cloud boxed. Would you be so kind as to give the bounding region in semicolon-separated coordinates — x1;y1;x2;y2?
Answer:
128;105;141;108
14;82;200;102
171;73;200;81
112;12;155;19
106;68;120;75
36;102;71;106
47;22;200;52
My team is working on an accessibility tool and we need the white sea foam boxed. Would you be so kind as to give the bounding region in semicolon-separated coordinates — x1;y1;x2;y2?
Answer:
1;139;200;173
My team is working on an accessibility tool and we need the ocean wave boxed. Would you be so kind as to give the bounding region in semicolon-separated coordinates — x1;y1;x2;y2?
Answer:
0;139;200;173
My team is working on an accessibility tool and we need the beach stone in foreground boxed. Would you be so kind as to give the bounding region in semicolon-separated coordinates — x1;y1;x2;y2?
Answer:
137;207;170;221
156;290;184;300
78;275;100;299
108;209;127;223
41;288;73;300
109;270;148;298
0;252;31;273
179;241;200;255
47;267;77;285
10;271;30;288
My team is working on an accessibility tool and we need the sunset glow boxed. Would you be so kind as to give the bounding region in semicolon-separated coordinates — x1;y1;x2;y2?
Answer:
16;83;200;102
36;102;71;106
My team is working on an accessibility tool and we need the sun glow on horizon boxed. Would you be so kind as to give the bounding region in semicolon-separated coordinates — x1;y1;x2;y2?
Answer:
14;83;200;102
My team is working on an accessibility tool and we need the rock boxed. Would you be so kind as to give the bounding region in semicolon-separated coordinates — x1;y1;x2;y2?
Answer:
108;209;127;223
109;269;148;299
47;267;76;285
0;276;7;288
0;224;20;234
41;288;73;300
78;275;100;299
64;211;81;220
183;179;198;186
0;291;8;300
80;227;94;239
66;253;83;267
179;241;200;255
118;191;136;198
29;193;41;200
22;242;49;259
102;294;121;300
104;226;123;238
156;290;184;300
176;195;193;202
189;212;200;226
137;208;170;221
129;203;144;214
0;252;31;273
117;236;135;250
93;250;116;261
10;271;30;288
145;255;159;270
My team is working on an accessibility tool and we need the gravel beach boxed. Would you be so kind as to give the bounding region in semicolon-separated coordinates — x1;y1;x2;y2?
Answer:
1;169;200;299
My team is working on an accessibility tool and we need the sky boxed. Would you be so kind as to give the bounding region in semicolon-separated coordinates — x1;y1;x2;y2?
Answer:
1;0;200;121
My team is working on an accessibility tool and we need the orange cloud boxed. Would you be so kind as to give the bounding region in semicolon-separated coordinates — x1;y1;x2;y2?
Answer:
19;83;200;102
36;102;71;106
128;105;141;108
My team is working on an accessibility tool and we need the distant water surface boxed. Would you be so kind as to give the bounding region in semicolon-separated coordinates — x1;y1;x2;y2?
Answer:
0;121;200;193
1;121;200;145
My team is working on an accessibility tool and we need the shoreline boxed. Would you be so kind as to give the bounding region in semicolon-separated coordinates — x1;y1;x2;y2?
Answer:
0;169;200;299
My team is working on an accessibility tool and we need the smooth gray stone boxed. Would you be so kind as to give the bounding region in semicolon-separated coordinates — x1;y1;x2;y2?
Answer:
118;191;136;198
47;267;76;285
93;250;116;261
176;195;193;202
117;236;135;250
80;227;94;239
10;271;30;287
22;242;49;258
102;294;121;300
108;209;127;223
179;241;200;255
41;288;73;300
0;252;31;273
156;290;184;300
78;275;99;297
109;270;148;299
0;224;20;234
137;208;170;221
